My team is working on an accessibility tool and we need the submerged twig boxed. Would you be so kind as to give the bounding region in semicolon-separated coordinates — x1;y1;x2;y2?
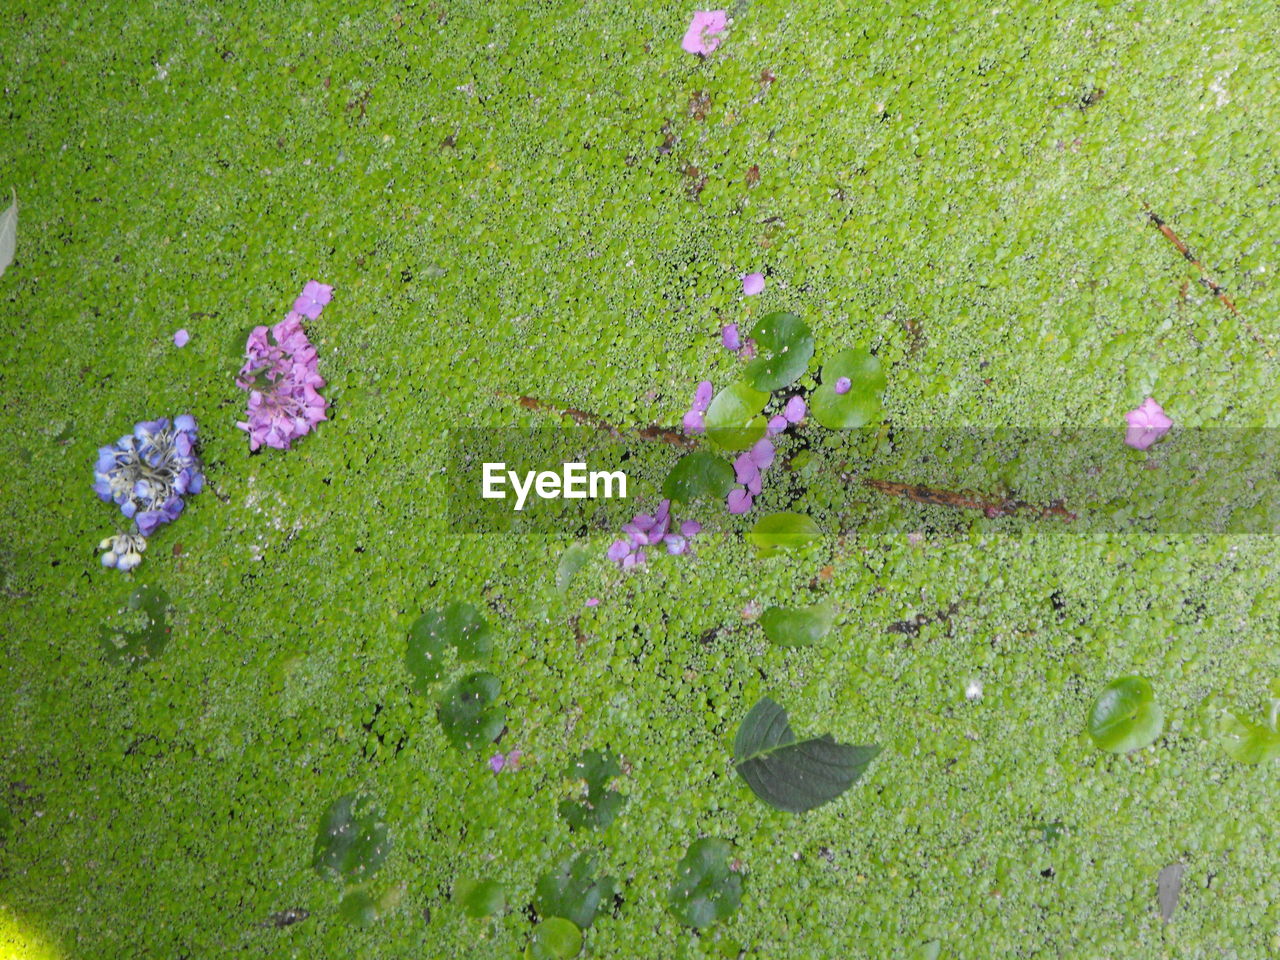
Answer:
505;393;696;449
863;478;1077;521
1143;203;1263;341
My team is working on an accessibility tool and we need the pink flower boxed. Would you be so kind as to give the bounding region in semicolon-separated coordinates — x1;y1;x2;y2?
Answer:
585;597;600;607
721;324;741;351
681;10;728;55
1124;397;1173;451
235;310;328;452
173;328;190;348
741;272;765;296
293;280;333;320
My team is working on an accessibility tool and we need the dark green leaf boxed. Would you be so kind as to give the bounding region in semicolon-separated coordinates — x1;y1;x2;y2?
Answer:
99;585;172;670
406;602;492;690
663;452;735;503
558;749;627;830
743;312;814;391
733;697;881;813
1086;676;1163;753
705;382;768;451
339;889;378;926
437;672;505;751
667;838;743;929
311;793;391;879
811;347;886;430
533;853;617;930
760;602;835;647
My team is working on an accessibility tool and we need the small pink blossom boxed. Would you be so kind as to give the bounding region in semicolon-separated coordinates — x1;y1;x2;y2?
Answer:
585;597;600;607
721;324;741;351
293;280;333;320
488;749;523;773
1124;397;1173;451
741;272;765;296
681;10;728;55
173;328;190;348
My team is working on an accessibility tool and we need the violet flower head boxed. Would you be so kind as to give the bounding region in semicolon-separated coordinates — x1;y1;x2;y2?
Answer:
293;280;333;320
94;415;203;570
609;499;700;568
1124;397;1173;451
236;306;329;452
681;10;727;55
741;272;765;296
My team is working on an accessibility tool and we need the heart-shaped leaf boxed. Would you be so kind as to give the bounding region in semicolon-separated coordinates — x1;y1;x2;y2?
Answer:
733;697;881;813
663;451;735;503
558;749;627;830
743;312;814;392
1203;695;1280;764
311;793;391;879
526;917;583;959
667;838;743;929
456;877;507;918
1086;676;1163;753
811;347;887;429
406;602;492;690
760;602;835;647
746;512;821;557
437;672;505;751
533;853;617;930
705;382;768;451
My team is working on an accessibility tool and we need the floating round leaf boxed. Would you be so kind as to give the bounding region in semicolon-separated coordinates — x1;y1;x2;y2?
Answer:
406;602;492;691
760;602;835;647
705;382;768;451
526;917;583;960
339;889;378;927
663;451;735;503
742;312;814;392
457;878;507;918
1086;676;1163;753
558;749;627;830
746;512;822;557
667;838;744;929
437;672;505;751
311;793;391;879
811;347;887;430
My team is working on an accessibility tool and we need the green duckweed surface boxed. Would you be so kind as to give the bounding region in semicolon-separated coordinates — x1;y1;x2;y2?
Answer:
3;1;1280;957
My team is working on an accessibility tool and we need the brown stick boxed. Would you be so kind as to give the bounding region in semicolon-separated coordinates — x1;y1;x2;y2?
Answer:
1143;203;1264;342
506;393;697;449
862;478;1077;521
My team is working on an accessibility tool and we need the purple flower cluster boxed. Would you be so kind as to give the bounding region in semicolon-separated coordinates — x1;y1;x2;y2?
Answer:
93;415;204;569
607;499;702;568
726;397;805;515
236;289;330;451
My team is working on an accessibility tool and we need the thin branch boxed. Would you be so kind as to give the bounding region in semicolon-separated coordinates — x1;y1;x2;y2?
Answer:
862;478;1077;521
1143;202;1264;342
506;393;697;449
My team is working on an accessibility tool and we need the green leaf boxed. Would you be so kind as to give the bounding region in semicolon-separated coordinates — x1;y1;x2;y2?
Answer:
1086;676;1163;753
733;697;881;813
742;312;814;391
406;602;492;690
533;853;617;930
667;838;744;929
99;585;172;670
746;512;821;557
663;452;735;503
911;941;943;960
705;382;768;451
555;543;590;594
526;917;583;959
0;190;15;280
811;347;887;429
456;878;507;917
558;749;627;830
437;672;505;751
760;602;835;647
339;889;378;926
311;793;391;879
1205;697;1280;764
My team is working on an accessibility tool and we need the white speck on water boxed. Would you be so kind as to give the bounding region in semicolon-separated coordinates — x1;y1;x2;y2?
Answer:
965;679;983;701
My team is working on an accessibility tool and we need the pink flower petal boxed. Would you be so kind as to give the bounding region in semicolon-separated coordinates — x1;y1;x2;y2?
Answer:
741;272;765;296
783;396;806;424
726;488;753;514
1124;397;1173;450
173;328;190;348
721;324;741;351
681;9;728;55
